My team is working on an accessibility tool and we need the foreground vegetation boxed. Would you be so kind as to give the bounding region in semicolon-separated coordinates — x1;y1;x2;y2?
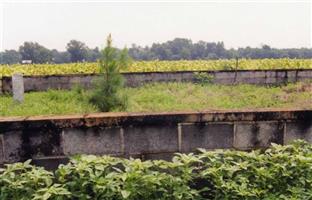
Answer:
1;58;312;77
1;140;312;199
0;82;311;117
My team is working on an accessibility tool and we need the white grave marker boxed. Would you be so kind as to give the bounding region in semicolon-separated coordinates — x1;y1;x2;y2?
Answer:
12;73;24;103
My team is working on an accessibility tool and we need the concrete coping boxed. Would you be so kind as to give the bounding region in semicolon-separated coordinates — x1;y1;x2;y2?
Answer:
1;68;312;78
0;109;311;130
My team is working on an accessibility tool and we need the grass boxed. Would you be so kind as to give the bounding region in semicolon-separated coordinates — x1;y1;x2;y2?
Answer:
0;82;311;117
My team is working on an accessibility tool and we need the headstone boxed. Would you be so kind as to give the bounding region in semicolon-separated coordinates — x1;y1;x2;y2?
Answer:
0;78;2;95
12;73;24;103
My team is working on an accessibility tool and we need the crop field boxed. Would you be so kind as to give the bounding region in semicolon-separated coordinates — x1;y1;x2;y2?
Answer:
1;82;311;117
1;58;312;77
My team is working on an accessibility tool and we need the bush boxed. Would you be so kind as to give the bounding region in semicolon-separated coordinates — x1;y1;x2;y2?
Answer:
0;160;70;200
89;34;130;112
194;72;214;85
1;140;312;199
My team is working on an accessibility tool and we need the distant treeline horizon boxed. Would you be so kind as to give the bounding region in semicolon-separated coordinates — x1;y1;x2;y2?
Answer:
1;38;312;64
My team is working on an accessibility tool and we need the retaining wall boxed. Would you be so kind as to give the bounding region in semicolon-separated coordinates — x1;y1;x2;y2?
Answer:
1;69;312;93
0;109;311;169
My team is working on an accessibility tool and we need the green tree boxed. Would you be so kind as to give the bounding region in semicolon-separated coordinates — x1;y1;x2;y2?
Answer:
19;42;52;63
89;34;130;112
86;47;101;62
0;50;21;64
51;49;71;64
66;40;88;62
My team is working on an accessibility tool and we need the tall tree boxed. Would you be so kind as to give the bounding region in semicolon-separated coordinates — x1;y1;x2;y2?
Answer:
66;40;88;62
51;49;71;63
0;50;21;64
19;42;52;63
86;47;101;62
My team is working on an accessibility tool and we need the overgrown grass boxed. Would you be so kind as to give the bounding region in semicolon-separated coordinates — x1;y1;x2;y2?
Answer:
0;82;311;117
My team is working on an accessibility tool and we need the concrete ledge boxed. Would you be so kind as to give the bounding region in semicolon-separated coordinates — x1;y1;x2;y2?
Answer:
0;109;311;165
1;69;312;93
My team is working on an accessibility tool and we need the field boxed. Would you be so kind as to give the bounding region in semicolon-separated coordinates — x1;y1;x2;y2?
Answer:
1;82;311;117
1;58;312;77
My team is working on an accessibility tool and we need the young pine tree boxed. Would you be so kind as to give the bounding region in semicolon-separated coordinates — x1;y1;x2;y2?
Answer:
89;34;130;112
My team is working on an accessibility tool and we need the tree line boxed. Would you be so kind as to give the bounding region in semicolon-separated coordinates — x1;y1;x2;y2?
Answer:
1;38;312;64
0;40;101;64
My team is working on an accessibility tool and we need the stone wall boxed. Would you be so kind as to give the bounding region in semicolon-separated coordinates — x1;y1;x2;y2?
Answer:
0;109;311;169
1;69;312;93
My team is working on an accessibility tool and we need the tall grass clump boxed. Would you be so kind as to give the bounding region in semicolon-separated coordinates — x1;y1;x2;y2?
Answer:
89;34;130;112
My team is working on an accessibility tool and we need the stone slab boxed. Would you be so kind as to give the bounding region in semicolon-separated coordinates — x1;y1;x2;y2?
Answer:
181;123;233;152
284;121;312;144
123;125;178;154
2;129;63;163
63;127;122;155
2;131;23;163
0;135;3;164
234;121;284;149
12;74;24;102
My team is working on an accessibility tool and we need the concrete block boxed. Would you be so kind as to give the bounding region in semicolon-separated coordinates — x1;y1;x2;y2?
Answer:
0;135;4;164
286;71;298;82
2;131;22;163
63;127;122;155
284;122;312;144
181;123;233;152
214;72;236;84
124;125;178;154
298;70;312;78
2;129;63;163
234;122;284;149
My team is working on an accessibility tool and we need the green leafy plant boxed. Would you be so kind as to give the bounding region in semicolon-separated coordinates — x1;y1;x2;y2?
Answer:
1;140;312;199
55;155;198;200
194;72;214;85
0;160;54;200
89;34;130;112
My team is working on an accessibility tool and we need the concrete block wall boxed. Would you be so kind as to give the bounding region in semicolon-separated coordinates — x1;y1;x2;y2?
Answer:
0;109;311;169
1;69;312;93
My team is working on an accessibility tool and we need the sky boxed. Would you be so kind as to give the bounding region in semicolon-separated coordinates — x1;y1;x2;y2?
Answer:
0;0;311;51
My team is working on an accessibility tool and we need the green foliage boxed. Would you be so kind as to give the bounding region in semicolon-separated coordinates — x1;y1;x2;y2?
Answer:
89;35;130;112
0;160;55;200
0;50;22;64
19;42;52;64
66;40;88;62
1;141;312;199
56;155;197;200
191;140;312;199
194;72;214;85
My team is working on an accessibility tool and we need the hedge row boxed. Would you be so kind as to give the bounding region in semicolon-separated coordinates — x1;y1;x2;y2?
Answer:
1;140;312;200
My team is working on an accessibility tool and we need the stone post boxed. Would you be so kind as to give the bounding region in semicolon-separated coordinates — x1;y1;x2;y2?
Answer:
0;78;2;95
12;73;24;103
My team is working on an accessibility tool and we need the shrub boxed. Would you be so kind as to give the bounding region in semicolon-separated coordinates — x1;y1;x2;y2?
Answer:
56;155;197;200
0;160;70;200
89;34;130;112
194;72;214;85
1;140;312;199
